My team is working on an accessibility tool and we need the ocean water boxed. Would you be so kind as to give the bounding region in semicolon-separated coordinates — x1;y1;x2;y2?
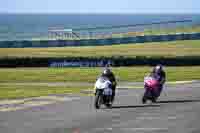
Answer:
0;13;200;41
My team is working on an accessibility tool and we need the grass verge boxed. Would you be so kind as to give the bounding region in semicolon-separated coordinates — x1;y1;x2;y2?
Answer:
0;40;200;58
0;84;88;99
0;66;200;99
0;67;200;83
144;26;200;35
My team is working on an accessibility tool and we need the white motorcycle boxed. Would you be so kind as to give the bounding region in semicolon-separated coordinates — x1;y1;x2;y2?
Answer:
94;77;113;109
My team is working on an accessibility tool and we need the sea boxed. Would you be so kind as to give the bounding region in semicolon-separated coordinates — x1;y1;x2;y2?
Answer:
0;13;200;41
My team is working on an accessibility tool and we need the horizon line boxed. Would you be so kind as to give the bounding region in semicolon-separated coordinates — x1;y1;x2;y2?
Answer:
0;12;200;15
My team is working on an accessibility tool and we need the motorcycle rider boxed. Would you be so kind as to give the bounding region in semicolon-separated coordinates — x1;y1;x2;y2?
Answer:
150;64;166;97
101;67;117;103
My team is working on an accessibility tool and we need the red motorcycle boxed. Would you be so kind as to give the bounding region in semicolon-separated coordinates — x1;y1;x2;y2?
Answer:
142;76;160;104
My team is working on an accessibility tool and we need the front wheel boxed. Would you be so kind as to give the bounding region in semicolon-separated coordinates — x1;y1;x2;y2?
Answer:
105;95;112;108
142;89;149;104
142;95;147;104
94;91;102;109
105;103;112;108
151;97;157;103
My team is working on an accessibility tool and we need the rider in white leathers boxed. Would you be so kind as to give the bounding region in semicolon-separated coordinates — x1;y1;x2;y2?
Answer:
99;67;117;103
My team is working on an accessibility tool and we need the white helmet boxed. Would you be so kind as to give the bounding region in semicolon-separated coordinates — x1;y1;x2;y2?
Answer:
155;64;163;73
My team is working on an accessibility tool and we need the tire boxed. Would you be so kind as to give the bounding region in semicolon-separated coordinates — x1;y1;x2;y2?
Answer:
151;98;156;103
142;89;149;104
94;91;102;109
105;103;112;108
105;95;112;108
142;96;147;104
151;96;157;103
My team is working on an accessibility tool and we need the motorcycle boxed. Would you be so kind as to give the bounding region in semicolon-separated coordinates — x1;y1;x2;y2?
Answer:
94;77;113;109
142;76;160;104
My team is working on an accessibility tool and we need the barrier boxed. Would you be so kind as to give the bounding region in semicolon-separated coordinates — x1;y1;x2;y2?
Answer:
1;56;200;67
0;33;200;48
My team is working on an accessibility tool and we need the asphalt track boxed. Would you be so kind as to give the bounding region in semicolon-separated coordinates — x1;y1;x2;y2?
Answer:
1;82;200;133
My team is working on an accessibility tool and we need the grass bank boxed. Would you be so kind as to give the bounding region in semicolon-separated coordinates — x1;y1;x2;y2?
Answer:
0;66;200;99
144;25;200;35
0;84;87;99
0;66;200;83
0;40;200;58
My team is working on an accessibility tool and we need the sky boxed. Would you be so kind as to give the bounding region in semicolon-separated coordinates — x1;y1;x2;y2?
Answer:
0;0;200;14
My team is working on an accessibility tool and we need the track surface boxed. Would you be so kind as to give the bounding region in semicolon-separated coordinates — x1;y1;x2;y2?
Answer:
1;82;200;133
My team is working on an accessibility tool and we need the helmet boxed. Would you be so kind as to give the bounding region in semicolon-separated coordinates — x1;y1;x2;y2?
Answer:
154;64;163;73
102;68;112;75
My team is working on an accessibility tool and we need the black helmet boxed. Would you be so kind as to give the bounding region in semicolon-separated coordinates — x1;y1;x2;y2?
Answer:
102;68;112;75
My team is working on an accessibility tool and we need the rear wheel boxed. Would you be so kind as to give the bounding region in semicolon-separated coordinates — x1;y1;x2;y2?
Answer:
94;91;102;109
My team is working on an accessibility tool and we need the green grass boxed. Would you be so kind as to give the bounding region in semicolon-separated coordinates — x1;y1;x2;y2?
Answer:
30;25;200;41
144;26;200;35
0;66;200;99
1;67;200;83
0;84;86;99
0;40;200;58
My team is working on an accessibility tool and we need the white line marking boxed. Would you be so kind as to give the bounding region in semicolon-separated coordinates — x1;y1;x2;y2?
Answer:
122;128;168;131
106;128;112;130
168;80;196;84
94;127;168;131
136;116;177;120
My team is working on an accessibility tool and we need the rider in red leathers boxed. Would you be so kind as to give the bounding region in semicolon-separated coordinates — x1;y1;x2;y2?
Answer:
150;64;166;97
